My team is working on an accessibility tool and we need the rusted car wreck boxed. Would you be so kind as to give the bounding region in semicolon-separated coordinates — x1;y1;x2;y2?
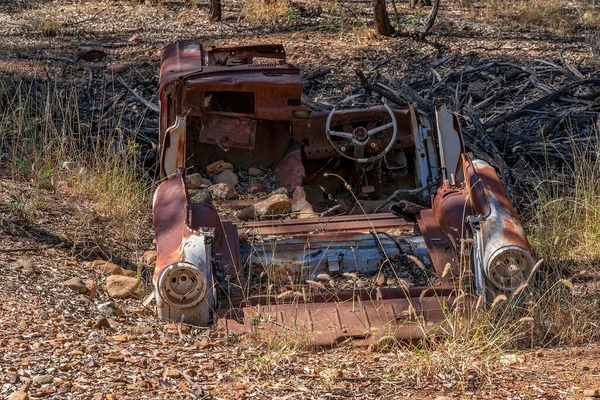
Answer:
152;40;534;345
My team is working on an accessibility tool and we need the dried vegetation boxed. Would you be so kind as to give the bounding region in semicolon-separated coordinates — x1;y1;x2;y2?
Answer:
1;0;600;398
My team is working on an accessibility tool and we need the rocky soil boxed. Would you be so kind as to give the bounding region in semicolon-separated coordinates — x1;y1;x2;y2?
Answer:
2;0;600;399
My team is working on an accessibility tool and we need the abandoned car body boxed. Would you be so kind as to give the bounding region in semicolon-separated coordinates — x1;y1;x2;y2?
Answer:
152;40;534;345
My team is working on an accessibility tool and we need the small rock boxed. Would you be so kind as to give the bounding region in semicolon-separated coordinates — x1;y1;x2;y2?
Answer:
107;354;125;363
57;383;71;394
137;379;154;388
128;34;141;42
85;280;98;297
59;363;72;372
132;326;153;334
97;302;123;317
248;167;262;176
142;250;157;266
214;170;238;189
201;178;213;186
254;194;292;217
292;186;314;217
92;393;105;400
208;183;236;200
15;260;35;274
583;389;599;397
63;277;87;294
106;275;140;298
206;160;233;175
189;189;212;204
185;173;204;190
163;369;181;378
237;206;256;221
197;338;215;349
75;47;107;62
93;316;111;329
163;323;190;335
104;64;129;75
248;183;268;194
8;374;19;384
107;318;119;328
8;391;28;400
91;260;137;277
499;353;525;364
78;294;95;306
32;374;52;385
269;187;288;196
87;359;98;369
368;336;397;352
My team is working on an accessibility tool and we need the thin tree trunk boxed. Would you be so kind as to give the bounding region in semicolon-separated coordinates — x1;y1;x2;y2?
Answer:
420;0;440;39
373;0;394;36
209;0;222;22
410;0;431;7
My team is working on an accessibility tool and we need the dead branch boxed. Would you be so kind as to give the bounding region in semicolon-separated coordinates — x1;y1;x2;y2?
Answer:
420;0;440;40
115;76;159;113
483;79;600;129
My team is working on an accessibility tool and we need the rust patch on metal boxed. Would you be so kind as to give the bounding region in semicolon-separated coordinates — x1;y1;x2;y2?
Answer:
218;289;464;346
240;212;412;236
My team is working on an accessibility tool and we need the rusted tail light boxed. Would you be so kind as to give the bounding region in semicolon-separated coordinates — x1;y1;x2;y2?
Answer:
156;262;207;310
484;246;534;291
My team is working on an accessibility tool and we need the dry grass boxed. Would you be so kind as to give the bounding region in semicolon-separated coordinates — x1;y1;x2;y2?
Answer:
0;75;153;247
242;0;299;23
449;0;599;31
526;132;600;274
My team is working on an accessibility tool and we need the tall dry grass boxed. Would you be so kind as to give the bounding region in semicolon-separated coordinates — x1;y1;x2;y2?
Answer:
0;75;153;246
451;0;600;31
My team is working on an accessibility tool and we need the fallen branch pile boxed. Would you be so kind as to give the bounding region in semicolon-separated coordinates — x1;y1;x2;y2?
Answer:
355;55;600;208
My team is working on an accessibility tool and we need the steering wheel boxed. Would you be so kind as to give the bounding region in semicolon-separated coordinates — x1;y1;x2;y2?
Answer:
325;102;398;163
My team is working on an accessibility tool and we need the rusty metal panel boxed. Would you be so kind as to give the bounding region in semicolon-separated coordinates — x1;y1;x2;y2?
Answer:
160;116;186;179
436;104;464;181
190;115;257;149
239;213;413;236
206;44;286;66
218;292;461;346
416;211;460;282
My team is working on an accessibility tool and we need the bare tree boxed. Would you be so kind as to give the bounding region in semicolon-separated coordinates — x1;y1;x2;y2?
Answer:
209;0;222;22
373;0;394;36
409;0;431;7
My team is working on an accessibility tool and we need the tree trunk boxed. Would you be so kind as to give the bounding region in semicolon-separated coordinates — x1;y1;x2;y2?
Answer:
420;0;440;39
373;0;394;36
209;0;222;22
409;0;431;7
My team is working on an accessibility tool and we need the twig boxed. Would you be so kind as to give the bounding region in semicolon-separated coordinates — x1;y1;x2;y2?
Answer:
85;67;93;104
115;76;159;113
374;179;440;213
0;246;53;253
62;11;101;27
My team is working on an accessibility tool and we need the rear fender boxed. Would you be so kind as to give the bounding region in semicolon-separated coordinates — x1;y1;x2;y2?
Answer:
152;173;216;325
